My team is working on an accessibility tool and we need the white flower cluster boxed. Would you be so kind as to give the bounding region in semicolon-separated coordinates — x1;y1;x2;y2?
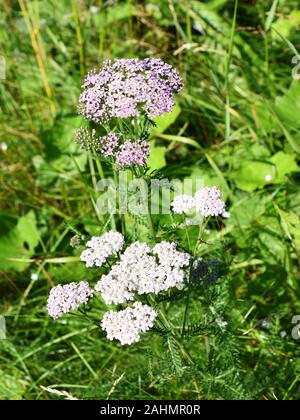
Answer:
80;231;124;267
47;281;93;319
78;233;190;345
194;187;225;217
101;302;157;345
171;186;226;217
171;194;195;214
95;241;190;304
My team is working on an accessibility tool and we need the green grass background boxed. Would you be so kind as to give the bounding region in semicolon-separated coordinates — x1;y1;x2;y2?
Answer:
0;0;300;400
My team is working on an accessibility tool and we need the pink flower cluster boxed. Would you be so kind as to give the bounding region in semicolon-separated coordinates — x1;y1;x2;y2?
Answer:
115;139;150;167
75;130;151;168
99;133;150;168
99;132;120;157
78;58;183;124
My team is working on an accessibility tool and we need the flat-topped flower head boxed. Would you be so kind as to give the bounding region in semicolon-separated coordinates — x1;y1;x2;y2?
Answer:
47;281;93;319
171;194;195;214
115;139;150;167
95;240;190;304
194;187;226;217
76;130;151;168
80;231;125;268
78;58;183;124
171;187;227;218
101;302;157;345
152;241;190;268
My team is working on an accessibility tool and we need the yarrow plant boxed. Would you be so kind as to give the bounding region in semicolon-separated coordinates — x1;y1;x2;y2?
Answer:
80;231;124;267
48;232;191;344
75;58;183;171
78;58;183;124
171;187;227;217
101;302;157;345
75;130;150;168
94;240;190;304
47;57;231;380
47;282;93;319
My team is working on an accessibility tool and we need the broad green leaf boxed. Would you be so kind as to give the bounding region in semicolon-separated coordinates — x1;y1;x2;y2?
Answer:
228;194;267;228
147;141;166;171
275;81;300;130
34;116;87;186
234;160;275;192
153;103;181;133
247;143;271;160
270;151;299;183
0;211;40;271
272;10;300;39
43;115;82;160
17;211;40;252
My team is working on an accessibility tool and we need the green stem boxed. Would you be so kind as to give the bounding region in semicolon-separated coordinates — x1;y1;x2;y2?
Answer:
224;0;238;141
148;295;195;365
136;163;156;242
181;261;193;338
194;217;209;254
94;153;105;179
185;225;191;253
75;308;99;327
158;308;173;332
147;210;156;241
112;166;125;235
